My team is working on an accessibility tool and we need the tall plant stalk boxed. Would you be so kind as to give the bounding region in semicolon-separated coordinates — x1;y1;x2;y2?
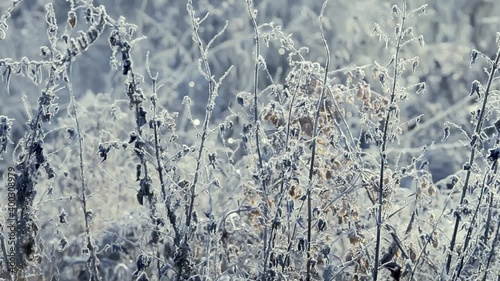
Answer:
373;1;407;280
445;46;500;276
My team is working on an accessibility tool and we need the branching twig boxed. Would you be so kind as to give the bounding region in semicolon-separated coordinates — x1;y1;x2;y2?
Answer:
244;1;270;279
66;64;101;281
445;47;500;276
373;2;407;280
184;2;233;279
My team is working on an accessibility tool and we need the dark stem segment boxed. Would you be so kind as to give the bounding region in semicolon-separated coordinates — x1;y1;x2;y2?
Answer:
452;160;494;280
481;216;500;281
244;2;269;280
306;1;330;280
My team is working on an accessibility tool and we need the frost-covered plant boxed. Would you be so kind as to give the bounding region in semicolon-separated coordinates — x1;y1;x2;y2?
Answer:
1;0;500;280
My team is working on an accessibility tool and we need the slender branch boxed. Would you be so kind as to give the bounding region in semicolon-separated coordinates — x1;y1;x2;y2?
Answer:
445;47;500;275
452;159;495;280
0;233;10;275
373;2;406;280
184;2;232;278
185;0;215;230
244;1;270;279
306;1;330;279
481;215;500;281
67;64;101;281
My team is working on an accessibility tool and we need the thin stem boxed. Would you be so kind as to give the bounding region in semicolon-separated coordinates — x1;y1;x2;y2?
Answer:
373;2;406;280
482;143;498;244
147;67;182;279
245;1;269;279
445;47;500;275
67;64;101;281
306;1;330;279
482;216;500;281
452;160;494;280
184;2;232;278
185;0;214;230
0;233;10;275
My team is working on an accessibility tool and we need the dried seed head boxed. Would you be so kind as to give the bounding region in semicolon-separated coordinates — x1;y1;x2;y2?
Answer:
348;230;360;245
442;125;450;142
420;178;430;190
85;7;93;23
403;27;413;37
463;162;471;171
410;4;428;17
428;184;436;196
40;46;51;58
395;24;400;37
470;80;481;97
379;73;386;84
417;35;425;47
371;23;381;36
345;250;354;262
411;57;419;73
317;219;327;231
356;83;367;99
488;147;500;161
432;236;438;248
59;210;67;224
415;82;426;94
68;11;77;28
391;5;400;18
59;238;68;252
470;49;479;67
